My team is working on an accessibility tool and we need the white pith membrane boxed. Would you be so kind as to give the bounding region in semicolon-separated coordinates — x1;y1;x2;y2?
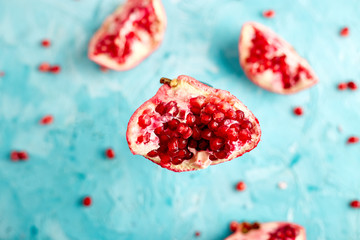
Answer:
239;22;318;94
127;75;261;172
88;0;166;71
225;222;306;240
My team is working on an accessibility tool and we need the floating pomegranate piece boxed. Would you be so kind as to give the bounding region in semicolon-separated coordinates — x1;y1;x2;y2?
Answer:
239;22;318;94
225;221;306;240
126;75;261;172
88;0;167;71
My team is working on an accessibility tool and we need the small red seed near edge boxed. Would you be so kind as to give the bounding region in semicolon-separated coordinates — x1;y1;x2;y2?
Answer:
40;115;54;125
347;136;359;144
229;221;238;232
340;27;350;37
106;148;115;159
263;9;275;18
293;107;303;116
50;65;61;74
236;181;246;191
82;196;92;206
38;63;51;72
350;200;360;208
337;82;347;90
41;39;51;47
10;151;20;161
195;232;201;237
100;66;109;72
347;81;358;90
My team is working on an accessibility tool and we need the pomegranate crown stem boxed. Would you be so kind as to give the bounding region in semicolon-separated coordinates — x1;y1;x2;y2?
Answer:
160;77;178;87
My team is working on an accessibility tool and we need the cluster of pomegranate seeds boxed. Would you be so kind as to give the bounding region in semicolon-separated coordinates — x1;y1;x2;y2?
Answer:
338;81;358;91
10;151;29;161
263;9;275;18
38;62;61;74
229;221;238;232
269;224;299;240
106;148;116;159
41;39;51;48
39;115;54;125
82;196;92;207
94;5;156;63
138;96;254;166
347;136;359;144
340;27;350;37
293;107;303;116
350;200;360;208
236;181;246;191
246;29;312;89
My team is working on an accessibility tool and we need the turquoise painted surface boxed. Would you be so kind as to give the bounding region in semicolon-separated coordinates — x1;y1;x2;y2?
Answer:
0;0;360;239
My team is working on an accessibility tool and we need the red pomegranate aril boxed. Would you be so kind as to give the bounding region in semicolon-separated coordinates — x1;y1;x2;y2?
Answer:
178;139;188;149
200;113;212;124
337;82;347;90
209;137;224;151
82;196;92;207
213;111;225;122
236;181;246;191
217;125;229;137
147;150;158;157
190;106;201;115
106;148;115;159
192;127;202;140
209;154;217;161
177;123;188;135
38;62;51;72
165;101;179;116
159;153;171;164
17;151;28;160
198;140;209;150
348;81;358;90
186;114;196;126
168;139;179;151
347;136;359;144
263;9;275;18
155;102;166;115
209;121;219;131
159;134;170;143
154;126;163;135
182;128;193;139
269;225;298;240
230;221;238;232
168;119;180;130
50;65;61;74
236;110;244;121
239;130;251;141
340;27;349;37
41;39;51;47
218;102;231;112
40;115;54;125
293;107;303;116
240;120;253;130
204;103;217;114
138;114;151;128
350;200;360;208
188;139;198;148
190;96;206;108
201;128;213;140
214;150;227;159
172;157;183;165
226;110;237;120
227;128;239;141
177;149;187;158
10;151;19;161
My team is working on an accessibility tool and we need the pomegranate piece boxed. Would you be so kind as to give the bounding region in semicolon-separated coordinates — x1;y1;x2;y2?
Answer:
126;75;261;172
225;221;306;240
239;22;318;94
88;0;167;71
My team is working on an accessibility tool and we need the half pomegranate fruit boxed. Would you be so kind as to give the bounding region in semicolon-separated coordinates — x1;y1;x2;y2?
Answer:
239;22;318;94
225;221;306;240
88;0;167;71
126;75;261;172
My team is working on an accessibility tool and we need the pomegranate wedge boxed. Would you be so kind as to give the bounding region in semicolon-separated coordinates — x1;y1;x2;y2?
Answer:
239;22;318;94
126;75;261;172
88;0;167;71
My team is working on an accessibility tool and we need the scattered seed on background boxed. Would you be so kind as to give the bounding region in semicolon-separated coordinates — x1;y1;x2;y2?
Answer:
50;65;61;74
278;182;288;190
10;151;29;161
236;181;246;191
229;221;238;232
337;82;347;90
340;27;350;37
347;136;359;144
195;231;201;237
347;81;358;90
100;66;109;72
82;196;92;207
293;107;303;116
38;63;51;72
263;9;275;18
106;148;115;159
350;200;360;208
40;115;54;125
41;39;51;48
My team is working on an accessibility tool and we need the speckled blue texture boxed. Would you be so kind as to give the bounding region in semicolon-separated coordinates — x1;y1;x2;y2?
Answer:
0;0;360;239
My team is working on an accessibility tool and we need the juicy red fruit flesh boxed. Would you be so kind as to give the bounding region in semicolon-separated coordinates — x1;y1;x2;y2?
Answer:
137;96;255;166
269;224;299;240
246;28;312;90
93;5;156;64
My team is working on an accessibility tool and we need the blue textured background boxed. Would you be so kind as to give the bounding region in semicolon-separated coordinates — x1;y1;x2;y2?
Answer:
0;0;360;239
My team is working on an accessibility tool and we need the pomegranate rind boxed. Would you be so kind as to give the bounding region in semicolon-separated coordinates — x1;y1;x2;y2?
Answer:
225;222;306;240
88;0;167;71
126;75;261;172
239;22;318;94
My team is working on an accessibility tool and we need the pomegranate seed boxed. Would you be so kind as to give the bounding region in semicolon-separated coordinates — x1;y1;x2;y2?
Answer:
192;127;202;140
263;9;275;18
154;126;163;135
200;113;212;124
182;128;193;139
213;111;225;122
226;110;237;119
178;139;188;149
227;128;239;141
204;103;217;114
50;65;61;74
201;128;213;140
165;101;179;116
340;27;349;37
240;120;253;130
236;181;246;191
198;140;209;150
208;121;219;131
40;115;53;125
147;150;158;157
172;157;183;165
41;39;51;47
337;82;347;90
186;114;196;126
105;148;115;159
214;150;227;159
100;66;108;72
168;119;180;130
38;62;51;72
138;114;151;128
209;137;224;151
18;151;28;160
347;81;358;90
350;200;360;208
347;136;359;144
229;221;238;232
168;139;179;152
155;102;166;115
82;196;92;206
293;107;303;116
159;153;171;164
195;231;201;237
236;110;245;121
188;139;198;148
10;151;19;161
190;96;206;108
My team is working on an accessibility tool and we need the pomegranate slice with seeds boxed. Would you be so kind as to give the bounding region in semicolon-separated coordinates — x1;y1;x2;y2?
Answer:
239;22;318;94
225;221;306;240
126;75;261;172
88;0;166;71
